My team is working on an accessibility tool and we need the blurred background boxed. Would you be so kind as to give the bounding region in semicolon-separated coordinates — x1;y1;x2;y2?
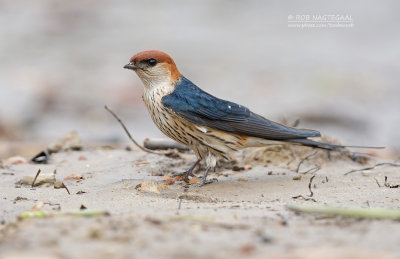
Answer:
1;0;399;157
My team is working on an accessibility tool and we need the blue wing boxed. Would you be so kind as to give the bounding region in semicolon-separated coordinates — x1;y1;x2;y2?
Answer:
162;76;320;140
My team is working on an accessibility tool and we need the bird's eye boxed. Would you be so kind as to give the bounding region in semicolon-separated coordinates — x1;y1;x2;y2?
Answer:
148;59;157;66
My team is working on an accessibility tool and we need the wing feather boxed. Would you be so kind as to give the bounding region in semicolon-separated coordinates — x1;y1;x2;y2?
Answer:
162;76;320;140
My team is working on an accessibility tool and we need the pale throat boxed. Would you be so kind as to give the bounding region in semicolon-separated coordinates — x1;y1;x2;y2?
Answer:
135;66;173;90
142;77;176;103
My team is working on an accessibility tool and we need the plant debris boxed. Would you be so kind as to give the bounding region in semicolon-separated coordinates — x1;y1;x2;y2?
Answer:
162;176;175;185
31;150;49;164
137;181;168;194
189;177;201;184
177;193;216;203
105;106;184;158
288;204;400;221
105;105;163;155
384;176;399;188
308;175;316;197
47;131;82;153
31;169;42;187
143;138;188;151
292;195;316;202
13;196;28;203
296;151;319;173
374;177;381;187
292;175;301;180
54;181;70;194
21;171;55;187
2;156;28;168
344;162;400;176
64;174;84;182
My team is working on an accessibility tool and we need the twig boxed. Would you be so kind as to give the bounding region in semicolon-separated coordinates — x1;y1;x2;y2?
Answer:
105;105;165;155
178;198;183;210
281;117;300;127
144;138;189;151
296;151;318;173
31;169;41;187
291;118;300;127
292;174;317;201
384;176;400;188
374;177;381;187
302;166;320;175
287;204;400;221
308;175;316;197
54;181;71;194
292;195;316;202
344;162;400;176
62;182;71;195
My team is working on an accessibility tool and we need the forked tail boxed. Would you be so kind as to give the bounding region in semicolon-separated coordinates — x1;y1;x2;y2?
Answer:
287;138;385;150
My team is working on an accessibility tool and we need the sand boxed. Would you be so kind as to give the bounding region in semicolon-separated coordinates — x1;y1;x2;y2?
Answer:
0;144;400;259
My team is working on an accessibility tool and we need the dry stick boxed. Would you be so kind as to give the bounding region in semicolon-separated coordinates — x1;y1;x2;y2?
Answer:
31;169;41;187
292;195;316;202
291;174;317;201
144;138;189;151
178;198;183;210
344;162;400;176
62;182;71;195
291;118;300;128
296;150;319;173
374;177;381;187
384;176;400;188
105;105;165;155
303;166;320;174
308;175;316;197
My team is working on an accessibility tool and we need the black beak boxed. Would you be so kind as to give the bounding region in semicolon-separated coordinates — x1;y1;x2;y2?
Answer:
123;62;136;70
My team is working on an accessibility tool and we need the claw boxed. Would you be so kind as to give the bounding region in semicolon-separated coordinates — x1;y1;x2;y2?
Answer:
192;165;217;186
173;171;194;178
173;159;201;181
193;178;218;187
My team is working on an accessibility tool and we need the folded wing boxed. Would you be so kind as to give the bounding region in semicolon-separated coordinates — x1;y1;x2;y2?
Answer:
162;76;320;140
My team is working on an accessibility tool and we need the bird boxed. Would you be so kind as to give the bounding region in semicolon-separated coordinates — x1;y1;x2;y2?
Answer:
124;50;381;186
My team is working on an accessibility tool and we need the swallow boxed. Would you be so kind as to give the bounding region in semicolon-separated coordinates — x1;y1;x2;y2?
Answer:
124;50;381;186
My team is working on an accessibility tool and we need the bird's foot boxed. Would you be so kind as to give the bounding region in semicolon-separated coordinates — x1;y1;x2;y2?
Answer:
173;159;201;181
193;177;218;187
172;170;194;180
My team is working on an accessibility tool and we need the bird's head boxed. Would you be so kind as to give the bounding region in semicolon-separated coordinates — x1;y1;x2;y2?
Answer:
124;50;180;88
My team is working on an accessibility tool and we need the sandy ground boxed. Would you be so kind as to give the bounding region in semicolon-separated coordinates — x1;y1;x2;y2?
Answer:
1;142;400;259
1;0;400;149
1;1;399;258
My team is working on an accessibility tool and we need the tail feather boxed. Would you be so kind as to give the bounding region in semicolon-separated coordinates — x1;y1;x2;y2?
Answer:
287;138;385;150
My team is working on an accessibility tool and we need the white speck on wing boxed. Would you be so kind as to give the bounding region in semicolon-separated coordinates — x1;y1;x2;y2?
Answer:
196;126;208;133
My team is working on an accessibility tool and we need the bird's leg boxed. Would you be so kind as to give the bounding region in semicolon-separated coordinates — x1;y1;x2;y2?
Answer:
173;158;201;179
194;165;218;187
